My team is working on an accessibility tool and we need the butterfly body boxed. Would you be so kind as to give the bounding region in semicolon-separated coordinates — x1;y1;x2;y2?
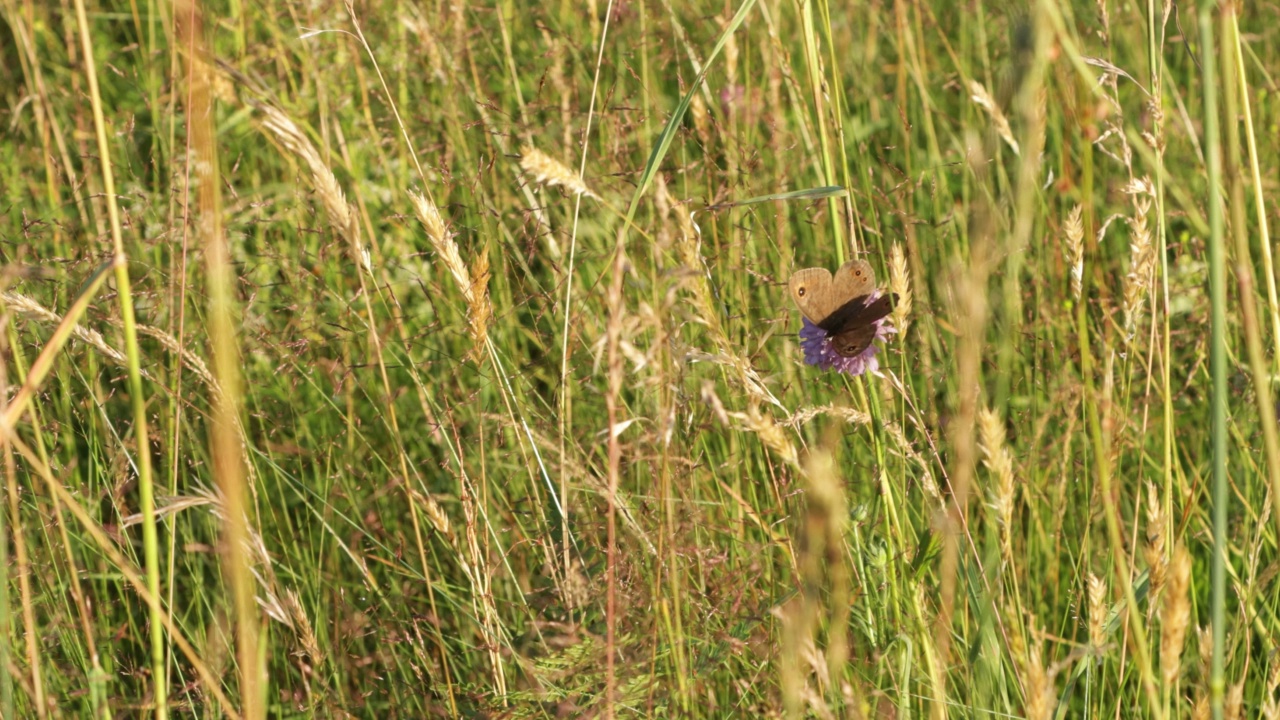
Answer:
789;260;896;358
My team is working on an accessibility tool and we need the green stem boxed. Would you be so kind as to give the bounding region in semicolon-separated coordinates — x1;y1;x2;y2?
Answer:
1223;5;1280;541
71;1;166;716
1197;1;1228;717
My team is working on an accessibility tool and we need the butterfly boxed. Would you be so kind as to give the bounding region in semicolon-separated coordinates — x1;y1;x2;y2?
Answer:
789;260;897;358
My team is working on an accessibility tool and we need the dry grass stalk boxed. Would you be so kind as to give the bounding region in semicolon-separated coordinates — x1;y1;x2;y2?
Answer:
399;15;446;83
282;589;322;665
458;474;507;697
785;405;871;428
654;172;675;249
135;322;218;394
467;244;493;358
1087;572;1107;653
1160;544;1191;686
978;407;1015;532
670;208;783;410
889;243;913;335
690;91;713;149
722;13;738;95
409;190;470;299
259;106;360;247
692;376;726;422
519;146;598;199
1143;91;1167;153
969;80;1020;155
1267;659;1280;719
408;486;454;543
800;445;849;684
730;403;798;468
540;30;573;156
603;227;628;714
408;190;491;358
2;291;227;400
1122;196;1155;339
1064;205;1085;302
3;290;127;366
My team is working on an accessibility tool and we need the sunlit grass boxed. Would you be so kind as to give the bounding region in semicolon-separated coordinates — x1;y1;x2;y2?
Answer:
1;0;1278;717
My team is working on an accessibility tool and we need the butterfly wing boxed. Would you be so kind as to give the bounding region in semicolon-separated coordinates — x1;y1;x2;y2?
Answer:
830;324;882;358
788;268;834;324
821;293;897;357
832;260;876;299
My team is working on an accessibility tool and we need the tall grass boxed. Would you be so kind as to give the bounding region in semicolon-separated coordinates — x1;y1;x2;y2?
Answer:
1;0;1279;717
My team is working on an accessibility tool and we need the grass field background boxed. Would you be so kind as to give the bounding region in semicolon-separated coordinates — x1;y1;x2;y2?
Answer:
2;0;1279;717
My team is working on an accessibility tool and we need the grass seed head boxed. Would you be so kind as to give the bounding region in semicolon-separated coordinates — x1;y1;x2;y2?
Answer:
1064;205;1085;302
969;80;1020;155
1160;544;1191;686
519;146;598;199
978;407;1015;530
889;243;912;335
1087;572;1107;653
1144;481;1167;600
1122;197;1155;339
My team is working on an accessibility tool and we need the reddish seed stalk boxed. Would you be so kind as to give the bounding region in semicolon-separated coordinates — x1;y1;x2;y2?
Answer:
604;232;626;719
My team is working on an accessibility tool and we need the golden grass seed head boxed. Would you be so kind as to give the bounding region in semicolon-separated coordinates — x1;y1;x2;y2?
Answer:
1192;695;1210;720
1197;625;1213;672
1160;544;1192;686
969;80;1020;156
889;243;912;335
978;407;1015;529
1064;205;1085;302
1144;482;1167;599
1087;572;1107;652
1226;682;1244;720
519;146;598;199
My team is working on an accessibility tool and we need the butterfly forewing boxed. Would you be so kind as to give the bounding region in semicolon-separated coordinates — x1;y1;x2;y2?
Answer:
817;293;895;333
822;293;897;357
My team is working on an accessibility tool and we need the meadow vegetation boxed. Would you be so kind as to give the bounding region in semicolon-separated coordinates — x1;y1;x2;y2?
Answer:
2;0;1279;717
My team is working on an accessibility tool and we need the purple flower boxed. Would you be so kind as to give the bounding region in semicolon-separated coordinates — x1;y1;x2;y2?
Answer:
798;292;896;377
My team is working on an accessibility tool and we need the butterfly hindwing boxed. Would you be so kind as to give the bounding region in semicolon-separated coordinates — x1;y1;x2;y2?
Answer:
830;324;881;358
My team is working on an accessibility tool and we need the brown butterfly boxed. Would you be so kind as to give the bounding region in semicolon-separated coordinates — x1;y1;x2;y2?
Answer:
789;260;897;357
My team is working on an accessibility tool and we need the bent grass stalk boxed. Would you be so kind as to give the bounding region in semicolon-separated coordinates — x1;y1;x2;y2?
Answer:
182;4;263;716
556;0;613;613
2;433;241;720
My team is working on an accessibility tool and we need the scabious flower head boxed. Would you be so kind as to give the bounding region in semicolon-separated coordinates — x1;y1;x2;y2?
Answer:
798;291;896;377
